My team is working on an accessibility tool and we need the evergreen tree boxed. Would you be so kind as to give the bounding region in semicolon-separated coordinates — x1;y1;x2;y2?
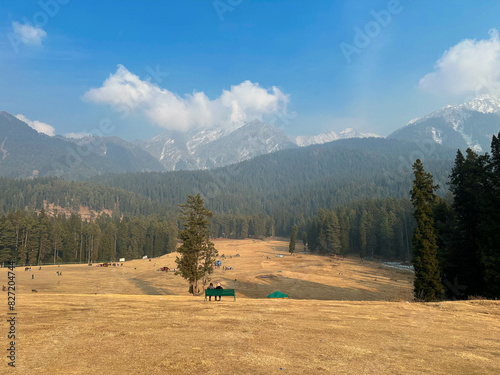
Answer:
410;159;443;301
33;208;51;265
0;218;16;265
449;149;488;296
484;134;500;297
51;220;63;264
447;136;500;298
289;224;298;254
301;231;307;251
176;194;218;295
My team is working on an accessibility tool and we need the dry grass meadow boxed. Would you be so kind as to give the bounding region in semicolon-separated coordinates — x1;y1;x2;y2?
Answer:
2;238;499;374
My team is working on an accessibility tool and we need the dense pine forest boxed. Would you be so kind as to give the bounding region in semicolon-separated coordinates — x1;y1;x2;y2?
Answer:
0;209;177;265
0;138;455;216
438;134;500;298
304;198;414;260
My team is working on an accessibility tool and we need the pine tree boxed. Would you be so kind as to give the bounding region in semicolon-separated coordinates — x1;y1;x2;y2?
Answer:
449;149;488;296
51;220;64;264
176;194;218;295
33;208;51;265
484;134;500;297
289;225;298;254
410;159;443;301
0;218;16;265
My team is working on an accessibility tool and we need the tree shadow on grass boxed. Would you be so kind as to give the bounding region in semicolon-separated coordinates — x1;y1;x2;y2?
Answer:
224;275;391;301
129;277;173;295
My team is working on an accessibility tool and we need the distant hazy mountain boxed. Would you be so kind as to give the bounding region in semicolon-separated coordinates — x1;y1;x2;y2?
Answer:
0;111;384;177
388;96;500;152
137;119;297;170
0;111;164;179
294;128;381;147
138;120;382;171
195;120;298;169
66;136;164;172
134;128;225;171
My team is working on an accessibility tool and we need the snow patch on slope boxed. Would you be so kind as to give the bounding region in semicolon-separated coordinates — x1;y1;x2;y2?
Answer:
294;128;380;147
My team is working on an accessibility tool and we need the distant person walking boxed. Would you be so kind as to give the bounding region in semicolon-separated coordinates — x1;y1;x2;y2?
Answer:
215;282;223;301
207;282;215;301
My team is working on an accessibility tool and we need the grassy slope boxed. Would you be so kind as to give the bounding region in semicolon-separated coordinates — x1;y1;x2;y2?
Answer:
2;239;499;374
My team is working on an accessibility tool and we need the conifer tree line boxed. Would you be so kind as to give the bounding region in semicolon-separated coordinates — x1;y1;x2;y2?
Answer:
302;198;414;259
412;134;500;300
0;209;177;265
208;213;276;239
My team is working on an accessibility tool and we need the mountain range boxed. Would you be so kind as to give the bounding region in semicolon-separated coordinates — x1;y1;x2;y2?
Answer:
1;96;499;179
134;120;383;171
0;111;164;179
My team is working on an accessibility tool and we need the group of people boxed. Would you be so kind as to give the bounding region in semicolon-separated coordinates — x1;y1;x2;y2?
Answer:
206;282;223;301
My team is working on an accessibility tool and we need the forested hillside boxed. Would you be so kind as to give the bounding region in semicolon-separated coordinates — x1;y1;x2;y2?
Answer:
92;138;456;218
0;137;458;263
0;137;455;221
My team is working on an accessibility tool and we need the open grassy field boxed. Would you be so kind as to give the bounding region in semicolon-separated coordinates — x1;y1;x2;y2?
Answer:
2;239;499;374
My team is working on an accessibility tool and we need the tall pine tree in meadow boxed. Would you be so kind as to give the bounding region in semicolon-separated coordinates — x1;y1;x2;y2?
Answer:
410;159;443;301
176;194;218;295
289;224;298;254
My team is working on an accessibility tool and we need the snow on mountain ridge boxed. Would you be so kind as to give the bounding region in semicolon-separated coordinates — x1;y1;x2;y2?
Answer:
413;95;500;127
390;95;500;152
294;128;380;147
139;119;298;170
461;95;500;114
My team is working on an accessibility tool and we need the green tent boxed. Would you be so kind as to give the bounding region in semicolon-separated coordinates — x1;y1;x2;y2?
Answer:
267;291;289;298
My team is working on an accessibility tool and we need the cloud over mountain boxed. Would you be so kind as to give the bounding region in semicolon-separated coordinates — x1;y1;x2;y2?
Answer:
419;29;500;98
83;65;290;132
15;114;55;136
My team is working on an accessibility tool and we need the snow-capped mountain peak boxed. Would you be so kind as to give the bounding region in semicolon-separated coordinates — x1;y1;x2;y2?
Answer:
389;95;500;153
137;119;297;170
138;120;382;171
461;95;500;114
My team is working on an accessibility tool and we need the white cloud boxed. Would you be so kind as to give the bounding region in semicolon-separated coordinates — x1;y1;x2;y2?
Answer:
83;65;290;132
419;29;500;98
15;114;55;136
12;21;47;46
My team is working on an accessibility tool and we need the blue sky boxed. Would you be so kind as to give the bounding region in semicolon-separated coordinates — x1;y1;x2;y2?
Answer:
2;0;500;140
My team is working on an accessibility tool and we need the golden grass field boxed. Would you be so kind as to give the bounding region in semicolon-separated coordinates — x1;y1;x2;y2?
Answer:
1;238;499;374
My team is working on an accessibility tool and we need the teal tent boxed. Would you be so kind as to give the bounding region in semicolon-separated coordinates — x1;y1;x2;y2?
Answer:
267;291;289;298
